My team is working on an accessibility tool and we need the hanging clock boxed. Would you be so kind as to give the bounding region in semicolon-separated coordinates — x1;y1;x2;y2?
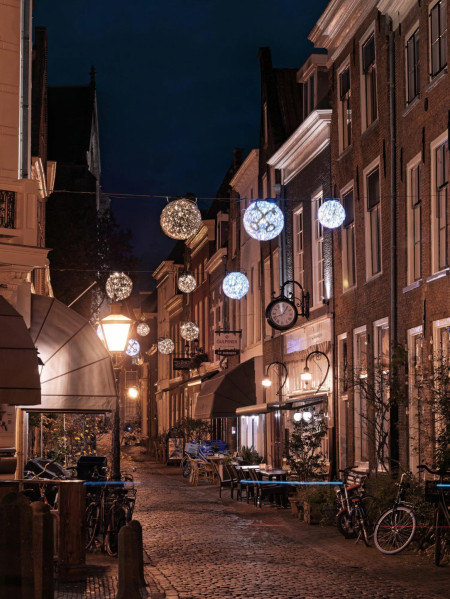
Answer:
265;296;298;331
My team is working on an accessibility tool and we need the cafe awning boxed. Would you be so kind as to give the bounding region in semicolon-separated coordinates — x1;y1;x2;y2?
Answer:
0;296;40;405
194;356;263;419
25;295;117;412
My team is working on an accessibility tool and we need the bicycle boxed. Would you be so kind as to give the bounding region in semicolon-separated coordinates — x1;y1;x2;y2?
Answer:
418;464;450;566
373;471;416;555
335;466;378;546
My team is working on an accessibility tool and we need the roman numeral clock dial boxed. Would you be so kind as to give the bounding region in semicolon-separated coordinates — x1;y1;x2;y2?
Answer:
265;296;298;331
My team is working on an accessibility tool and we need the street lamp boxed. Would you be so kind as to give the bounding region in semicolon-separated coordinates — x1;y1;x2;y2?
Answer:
99;303;133;480
262;361;288;397
301;350;330;394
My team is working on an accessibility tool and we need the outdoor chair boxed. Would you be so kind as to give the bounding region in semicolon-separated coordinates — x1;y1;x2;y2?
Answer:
248;468;287;508
211;461;233;498
234;466;256;504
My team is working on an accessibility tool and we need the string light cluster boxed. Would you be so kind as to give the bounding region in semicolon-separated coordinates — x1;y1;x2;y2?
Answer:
222;272;249;299
137;322;150;337
126;338;140;357
158;337;175;354
105;272;133;301
160;198;202;240
177;271;197;293
180;321;199;341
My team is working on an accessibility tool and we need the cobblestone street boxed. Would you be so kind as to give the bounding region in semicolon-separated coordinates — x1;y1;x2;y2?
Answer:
133;461;449;599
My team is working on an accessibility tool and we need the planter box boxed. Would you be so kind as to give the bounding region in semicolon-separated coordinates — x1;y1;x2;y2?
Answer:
303;501;322;525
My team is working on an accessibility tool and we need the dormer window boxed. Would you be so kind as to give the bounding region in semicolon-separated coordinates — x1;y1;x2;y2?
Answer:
216;212;229;250
303;73;316;119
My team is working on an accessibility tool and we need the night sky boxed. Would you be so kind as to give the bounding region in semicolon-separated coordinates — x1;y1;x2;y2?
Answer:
34;0;329;286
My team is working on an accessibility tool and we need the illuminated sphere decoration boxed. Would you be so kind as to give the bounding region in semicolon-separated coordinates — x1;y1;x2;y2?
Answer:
222;272;249;300
158;337;175;354
243;200;284;241
317;199;346;229
126;338;140;357
180;321;199;341
160;198;202;240
177;271;197;293
105;272;133;301
136;322;150;337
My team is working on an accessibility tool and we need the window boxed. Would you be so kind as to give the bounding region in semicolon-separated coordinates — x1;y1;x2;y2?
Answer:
407;326;423;473
254;264;261;342
407;159;422;283
430;0;447;77
339;65;352;151
303;73;316;119
354;326;368;465
365;165;381;278
361;33;377;128
406;28;420;103
436;140;448;270
293;207;304;288
338;334;349;395
312;192;324;305
341;187;356;290
337;333;349;469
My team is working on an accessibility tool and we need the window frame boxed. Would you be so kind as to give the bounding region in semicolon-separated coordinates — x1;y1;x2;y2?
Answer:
406;154;422;284
429;0;448;79
407;325;423;473
430;132;448;274
338;59;352;153
360;27;378;131
405;24;420;104
341;182;356;292
293;206;305;289
311;189;325;306
353;325;369;467
363;158;382;280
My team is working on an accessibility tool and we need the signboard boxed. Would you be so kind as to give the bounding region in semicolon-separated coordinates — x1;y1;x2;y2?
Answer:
214;331;241;356
172;357;192;371
168;438;184;460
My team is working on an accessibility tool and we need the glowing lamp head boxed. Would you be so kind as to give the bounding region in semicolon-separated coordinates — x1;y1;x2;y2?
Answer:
301;367;312;382
177;271;197;293
302;409;313;423
127;386;139;399
293;412;302;422
158;337;175;354
99;307;133;353
222;272;249;299
262;377;272;388
317;199;346;229
243;200;284;241
160;198;202;240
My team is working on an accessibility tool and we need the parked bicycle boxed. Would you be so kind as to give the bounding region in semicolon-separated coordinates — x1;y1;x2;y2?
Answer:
373;471;416;555
335;466;379;546
418;464;450;566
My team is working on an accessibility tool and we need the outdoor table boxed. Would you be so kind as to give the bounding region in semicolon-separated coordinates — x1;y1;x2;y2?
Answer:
206;455;226;480
258;469;287;481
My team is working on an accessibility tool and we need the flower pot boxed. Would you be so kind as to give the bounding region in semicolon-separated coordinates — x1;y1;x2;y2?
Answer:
303;501;322;525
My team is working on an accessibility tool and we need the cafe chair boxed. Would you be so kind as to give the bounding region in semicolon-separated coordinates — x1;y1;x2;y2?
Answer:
248;468;287;508
234;466;256;504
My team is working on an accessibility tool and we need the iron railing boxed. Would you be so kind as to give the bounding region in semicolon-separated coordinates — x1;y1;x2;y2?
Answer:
0;190;16;229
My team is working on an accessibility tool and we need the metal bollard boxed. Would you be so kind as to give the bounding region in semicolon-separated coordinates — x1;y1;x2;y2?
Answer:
31;502;54;599
116;524;141;599
0;492;34;599
128;520;147;587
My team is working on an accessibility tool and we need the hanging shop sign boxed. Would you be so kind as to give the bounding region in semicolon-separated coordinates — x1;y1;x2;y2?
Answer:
172;357;192;371
214;331;241;356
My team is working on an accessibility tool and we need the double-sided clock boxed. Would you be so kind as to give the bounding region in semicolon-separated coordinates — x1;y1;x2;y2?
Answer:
265;296;298;331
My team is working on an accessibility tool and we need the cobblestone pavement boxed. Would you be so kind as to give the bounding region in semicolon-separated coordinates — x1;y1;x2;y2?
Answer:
133;461;449;599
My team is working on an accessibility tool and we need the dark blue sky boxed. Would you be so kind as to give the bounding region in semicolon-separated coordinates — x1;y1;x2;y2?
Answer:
34;0;329;280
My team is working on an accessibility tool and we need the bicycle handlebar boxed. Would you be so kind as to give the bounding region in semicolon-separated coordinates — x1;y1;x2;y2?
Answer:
417;464;450;476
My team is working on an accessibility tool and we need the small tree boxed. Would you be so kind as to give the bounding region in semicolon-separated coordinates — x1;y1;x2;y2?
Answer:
287;414;328;480
168;417;212;441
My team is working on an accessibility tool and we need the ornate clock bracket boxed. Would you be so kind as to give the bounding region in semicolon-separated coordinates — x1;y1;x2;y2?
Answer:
279;280;310;319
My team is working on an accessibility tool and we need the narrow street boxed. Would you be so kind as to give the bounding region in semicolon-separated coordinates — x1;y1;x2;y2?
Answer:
132;460;449;599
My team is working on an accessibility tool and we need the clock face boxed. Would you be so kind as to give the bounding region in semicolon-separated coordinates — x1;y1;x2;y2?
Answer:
266;298;298;331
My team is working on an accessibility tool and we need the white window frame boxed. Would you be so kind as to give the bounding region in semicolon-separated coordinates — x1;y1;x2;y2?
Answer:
407;325;423;474
311;189;324;306
353;325;368;468
337;58;352;153
406;153;422;284
374;317;390;471
360;25;377;132
302;69;317;120
337;332;349;470
341;181;356;292
430;132;448;274
429;0;448;79
405;22;420;105
432;317;450;456
293;206;305;289
363;158;382;280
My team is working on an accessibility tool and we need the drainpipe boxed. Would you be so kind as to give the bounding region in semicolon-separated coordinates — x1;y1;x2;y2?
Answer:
19;0;31;179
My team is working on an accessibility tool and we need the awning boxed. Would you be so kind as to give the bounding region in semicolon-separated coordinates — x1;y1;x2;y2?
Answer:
0;296;40;405
194;356;263;419
268;393;328;411
25;295;117;412
236;404;269;416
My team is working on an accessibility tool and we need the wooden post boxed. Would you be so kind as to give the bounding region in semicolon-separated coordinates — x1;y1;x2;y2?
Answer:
0;492;34;599
31;502;54;599
58;480;87;582
128;520;146;587
116;524;141;599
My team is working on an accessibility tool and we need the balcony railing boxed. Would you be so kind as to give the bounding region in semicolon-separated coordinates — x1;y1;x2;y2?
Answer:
0;190;16;229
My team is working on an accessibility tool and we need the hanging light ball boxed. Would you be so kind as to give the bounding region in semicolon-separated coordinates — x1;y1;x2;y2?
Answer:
177;271;197;293
160;198;202;240
222;272;249;299
180;321;199;341
137;322;150;337
105;272;133;301
158;337;175;354
317;199;346;229
243;200;284;241
126;338;140;357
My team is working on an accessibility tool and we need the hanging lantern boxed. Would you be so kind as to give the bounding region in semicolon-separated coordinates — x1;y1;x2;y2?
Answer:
105;272;133;301
243;200;284;241
180;321;199;341
160;198;202;240
222;272;249;299
158;337;175;354
317;199;346;229
177;271;197;293
126;338;140;357
137;322;150;337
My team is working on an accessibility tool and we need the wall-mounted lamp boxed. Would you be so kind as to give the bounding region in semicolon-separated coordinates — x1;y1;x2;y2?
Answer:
301;350;330;394
262;361;288;397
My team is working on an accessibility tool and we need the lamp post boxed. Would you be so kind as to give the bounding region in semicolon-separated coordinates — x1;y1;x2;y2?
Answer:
262;361;288;397
99;304;132;480
301;350;330;394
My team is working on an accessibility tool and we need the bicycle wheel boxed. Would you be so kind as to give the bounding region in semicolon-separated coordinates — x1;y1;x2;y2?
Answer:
337;509;357;538
374;506;416;555
434;507;449;566
85;502;100;550
105;504;130;557
182;458;192;479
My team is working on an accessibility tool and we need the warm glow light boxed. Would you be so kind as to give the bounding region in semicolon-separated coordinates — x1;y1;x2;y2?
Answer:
222;272;249;299
127;386;139;399
243;200;284;241
100;312;132;353
262;377;272;387
301;369;312;382
294;412;302;422
137;322;150;337
158;337;175;354
302;409;313;422
160;198;202;240
178;271;197;293
105;272;133;301
317;199;346;229
180;322;199;341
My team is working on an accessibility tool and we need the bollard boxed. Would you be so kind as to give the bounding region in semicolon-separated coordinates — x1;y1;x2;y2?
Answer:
0;492;34;599
31;502;54;599
128;520;147;587
116;524;141;599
